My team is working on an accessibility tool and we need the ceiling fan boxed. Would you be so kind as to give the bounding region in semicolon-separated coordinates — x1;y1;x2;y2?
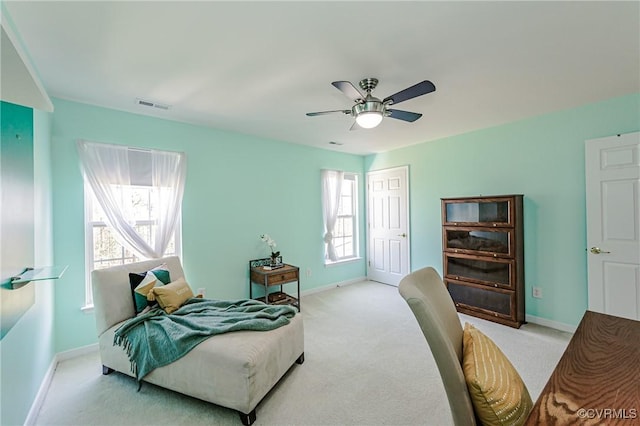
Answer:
306;78;436;129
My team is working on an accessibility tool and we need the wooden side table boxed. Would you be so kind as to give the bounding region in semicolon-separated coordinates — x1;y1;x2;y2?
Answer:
249;259;300;311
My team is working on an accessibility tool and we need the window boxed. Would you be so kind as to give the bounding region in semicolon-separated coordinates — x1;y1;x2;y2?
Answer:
83;185;182;308
322;171;359;264
79;141;185;308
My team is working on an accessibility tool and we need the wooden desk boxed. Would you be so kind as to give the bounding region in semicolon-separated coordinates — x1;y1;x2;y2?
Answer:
525;310;639;425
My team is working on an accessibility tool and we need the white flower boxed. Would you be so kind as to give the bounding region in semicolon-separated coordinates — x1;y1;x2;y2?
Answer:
260;234;277;250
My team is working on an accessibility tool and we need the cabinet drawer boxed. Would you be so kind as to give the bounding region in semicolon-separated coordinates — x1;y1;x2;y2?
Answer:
444;253;514;289
446;280;514;318
443;226;514;258
267;270;298;285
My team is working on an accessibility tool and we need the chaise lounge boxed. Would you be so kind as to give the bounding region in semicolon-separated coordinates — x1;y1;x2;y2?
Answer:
91;256;304;425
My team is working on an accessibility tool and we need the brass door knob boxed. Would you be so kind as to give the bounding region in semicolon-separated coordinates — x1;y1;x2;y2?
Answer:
590;247;611;254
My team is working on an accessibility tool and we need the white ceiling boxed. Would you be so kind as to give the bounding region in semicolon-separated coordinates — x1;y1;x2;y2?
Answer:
4;1;639;155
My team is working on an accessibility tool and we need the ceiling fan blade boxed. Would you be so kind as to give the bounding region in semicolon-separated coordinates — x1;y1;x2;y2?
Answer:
387;109;423;122
332;81;365;102
306;109;351;117
383;80;436;105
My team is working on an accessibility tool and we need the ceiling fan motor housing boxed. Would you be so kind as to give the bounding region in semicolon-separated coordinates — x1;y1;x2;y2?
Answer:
359;78;379;93
352;96;384;117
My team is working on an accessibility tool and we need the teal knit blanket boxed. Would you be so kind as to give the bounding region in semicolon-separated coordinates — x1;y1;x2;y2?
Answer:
113;298;297;380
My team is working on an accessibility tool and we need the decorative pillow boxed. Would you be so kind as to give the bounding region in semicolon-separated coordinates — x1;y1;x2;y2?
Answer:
148;277;194;314
462;323;533;426
129;264;171;314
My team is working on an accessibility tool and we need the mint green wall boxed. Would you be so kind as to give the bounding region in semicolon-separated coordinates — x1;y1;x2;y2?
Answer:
2;93;637;423
365;93;640;328
0;106;56;426
50;98;366;352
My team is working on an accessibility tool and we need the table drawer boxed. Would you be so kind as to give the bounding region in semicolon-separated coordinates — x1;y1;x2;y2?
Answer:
267;270;298;285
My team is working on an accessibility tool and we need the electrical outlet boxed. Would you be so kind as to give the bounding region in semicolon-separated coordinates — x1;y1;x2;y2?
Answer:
197;288;206;298
306;268;312;277
532;287;542;299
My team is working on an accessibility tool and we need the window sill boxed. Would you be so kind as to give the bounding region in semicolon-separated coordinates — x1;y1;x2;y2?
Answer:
324;257;362;267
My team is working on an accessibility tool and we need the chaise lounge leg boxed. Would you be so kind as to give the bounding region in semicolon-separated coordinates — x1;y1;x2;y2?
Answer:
102;365;114;375
296;352;305;364
238;409;256;426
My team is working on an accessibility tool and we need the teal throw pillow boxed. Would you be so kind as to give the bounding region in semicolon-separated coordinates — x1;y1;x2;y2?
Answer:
128;265;171;314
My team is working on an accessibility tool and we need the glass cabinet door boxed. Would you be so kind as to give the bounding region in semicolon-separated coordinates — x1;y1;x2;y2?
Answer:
444;254;514;288
443;227;513;257
446;281;513;318
443;198;512;226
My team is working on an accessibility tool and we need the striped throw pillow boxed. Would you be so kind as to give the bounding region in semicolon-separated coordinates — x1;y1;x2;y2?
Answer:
462;323;533;426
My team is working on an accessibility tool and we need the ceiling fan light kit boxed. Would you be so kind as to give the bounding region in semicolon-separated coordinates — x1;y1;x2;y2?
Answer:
355;112;383;129
307;77;436;130
354;104;384;128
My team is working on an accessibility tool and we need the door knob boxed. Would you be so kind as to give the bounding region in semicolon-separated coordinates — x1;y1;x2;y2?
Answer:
398;233;407;238
590;247;611;254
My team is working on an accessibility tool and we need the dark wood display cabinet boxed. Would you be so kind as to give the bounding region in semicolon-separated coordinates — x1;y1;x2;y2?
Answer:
441;195;525;328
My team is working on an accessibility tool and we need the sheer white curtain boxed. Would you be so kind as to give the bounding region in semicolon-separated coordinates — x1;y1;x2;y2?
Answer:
77;140;186;259
151;149;186;257
321;169;344;262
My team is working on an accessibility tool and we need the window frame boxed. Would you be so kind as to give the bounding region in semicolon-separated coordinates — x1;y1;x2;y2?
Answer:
325;172;360;265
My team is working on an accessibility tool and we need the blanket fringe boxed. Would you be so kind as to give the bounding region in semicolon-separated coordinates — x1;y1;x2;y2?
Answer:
113;334;138;379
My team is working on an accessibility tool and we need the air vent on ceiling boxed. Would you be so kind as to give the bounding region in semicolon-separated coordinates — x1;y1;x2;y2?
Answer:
135;98;170;110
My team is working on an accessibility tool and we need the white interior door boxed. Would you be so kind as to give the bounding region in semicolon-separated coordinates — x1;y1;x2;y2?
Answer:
366;166;410;286
585;132;640;320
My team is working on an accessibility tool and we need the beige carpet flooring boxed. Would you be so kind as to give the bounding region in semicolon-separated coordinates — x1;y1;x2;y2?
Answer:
34;281;571;425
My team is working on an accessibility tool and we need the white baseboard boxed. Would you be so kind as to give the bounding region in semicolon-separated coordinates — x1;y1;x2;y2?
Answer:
24;344;99;425
335;276;368;287
23;356;57;426
56;343;99;361
525;314;576;333
301;276;368;296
